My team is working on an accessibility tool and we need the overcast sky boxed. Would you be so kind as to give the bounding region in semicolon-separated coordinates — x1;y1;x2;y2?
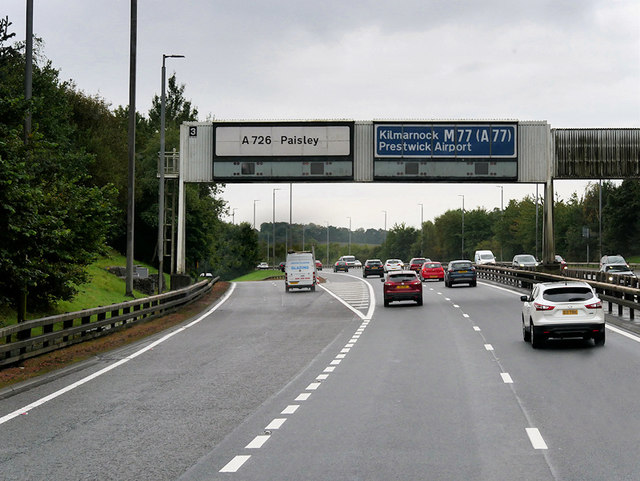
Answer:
5;0;639;230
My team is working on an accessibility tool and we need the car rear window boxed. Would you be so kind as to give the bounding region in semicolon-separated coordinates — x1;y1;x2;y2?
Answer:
543;287;593;302
424;263;441;268
389;273;417;282
451;262;472;270
367;261;382;266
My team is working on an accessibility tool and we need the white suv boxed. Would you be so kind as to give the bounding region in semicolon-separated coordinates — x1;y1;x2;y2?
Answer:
520;281;605;348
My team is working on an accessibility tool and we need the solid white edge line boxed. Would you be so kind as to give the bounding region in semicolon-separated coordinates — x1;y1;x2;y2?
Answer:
0;282;237;426
219;455;251;473
318;272;376;321
526;428;548;449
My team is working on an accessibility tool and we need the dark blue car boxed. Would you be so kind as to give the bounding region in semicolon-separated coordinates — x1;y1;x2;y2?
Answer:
445;260;477;287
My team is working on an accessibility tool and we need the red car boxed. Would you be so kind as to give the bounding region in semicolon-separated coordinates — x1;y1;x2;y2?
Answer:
315;260;323;270
382;270;423;307
408;257;429;272
420;261;445;281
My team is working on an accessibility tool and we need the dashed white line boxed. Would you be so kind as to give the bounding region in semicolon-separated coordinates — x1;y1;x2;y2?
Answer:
324;366;336;373
463;313;470;318
453;304;460;308
330;359;342;365
265;418;287;430
526;428;548;449
473;326;481;331
336;354;346;359
306;382;321;390
246;435;270;449
295;393;311;401
484;344;494;351
219;455;251;473
501;373;514;383
316;374;329;380
281;405;299;414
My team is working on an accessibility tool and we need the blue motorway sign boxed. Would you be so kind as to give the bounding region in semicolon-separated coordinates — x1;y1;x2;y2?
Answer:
375;123;517;159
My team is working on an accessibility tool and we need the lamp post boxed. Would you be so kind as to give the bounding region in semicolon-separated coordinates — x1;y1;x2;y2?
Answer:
347;216;352;255
497;185;503;261
382;210;387;231
326;221;330;266
157;53;184;294
253;199;259;230
232;208;237;224
458;195;465;258
272;188;281;267
418;203;424;256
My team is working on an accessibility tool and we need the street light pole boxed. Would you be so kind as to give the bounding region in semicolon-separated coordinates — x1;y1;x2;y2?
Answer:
497;185;503;261
232;208;237;224
347;216;352;255
253;199;259;230
157;53;184;294
326;221;330;266
458;195;465;258
418;203;424;256
272;188;280;267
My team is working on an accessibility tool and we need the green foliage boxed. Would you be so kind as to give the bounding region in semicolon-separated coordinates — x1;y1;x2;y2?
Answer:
0;28;117;309
209;222;260;280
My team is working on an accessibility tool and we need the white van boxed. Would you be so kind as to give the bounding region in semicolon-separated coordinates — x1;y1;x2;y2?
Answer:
285;252;317;292
474;250;496;265
339;255;357;267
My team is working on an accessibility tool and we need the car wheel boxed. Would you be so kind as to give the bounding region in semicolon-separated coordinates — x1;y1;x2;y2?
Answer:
530;320;542;349
416;296;423;306
470;281;477;287
594;331;605;346
285;285;290;292
522;315;530;342
384;299;390;307
311;284;315;292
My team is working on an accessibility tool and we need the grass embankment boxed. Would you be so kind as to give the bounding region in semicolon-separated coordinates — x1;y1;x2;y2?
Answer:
0;249;166;327
232;269;283;282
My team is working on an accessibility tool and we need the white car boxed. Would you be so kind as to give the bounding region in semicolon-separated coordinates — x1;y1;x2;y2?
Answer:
257;262;269;270
520;281;605;348
384;259;404;272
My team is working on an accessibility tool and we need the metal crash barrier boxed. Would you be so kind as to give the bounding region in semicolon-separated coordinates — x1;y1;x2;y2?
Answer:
0;277;219;367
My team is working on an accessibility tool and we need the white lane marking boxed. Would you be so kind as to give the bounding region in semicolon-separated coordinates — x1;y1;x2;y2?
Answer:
473;326;481;331
265;418;287;430
0;282;237;427
463;313;470;318
219;455;251;473
345;343;354;348
330;359;342;365
501;373;514;383
484;344;494;351
341;348;350;353
324;366;336;373
453;304;460;308
607;324;640;343
306;382;321;390
316;374;329;380
295;393;311;401
336;354;346;359
246;435;270;449
526;428;548;449
281;405;299;414
318;272;376;320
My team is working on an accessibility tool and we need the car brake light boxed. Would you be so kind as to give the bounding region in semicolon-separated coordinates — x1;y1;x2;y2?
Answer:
585;301;602;309
533;302;555;311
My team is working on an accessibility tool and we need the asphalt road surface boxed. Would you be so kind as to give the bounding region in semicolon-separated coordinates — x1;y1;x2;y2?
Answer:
1;273;640;480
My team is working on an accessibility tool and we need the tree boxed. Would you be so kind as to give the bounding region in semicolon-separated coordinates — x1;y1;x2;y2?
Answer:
0;23;117;311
